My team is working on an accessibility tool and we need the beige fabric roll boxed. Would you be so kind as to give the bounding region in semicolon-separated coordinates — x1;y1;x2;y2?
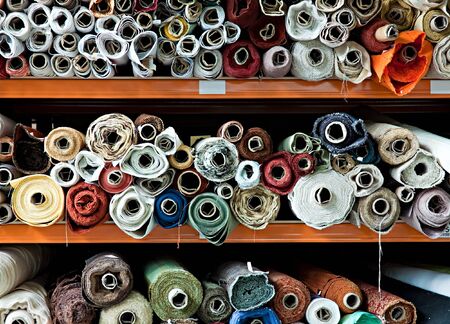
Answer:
168;144;194;170
331;154;356;174
44;127;85;162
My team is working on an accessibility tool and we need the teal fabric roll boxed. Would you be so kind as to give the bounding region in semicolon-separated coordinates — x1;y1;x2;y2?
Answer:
339;311;382;323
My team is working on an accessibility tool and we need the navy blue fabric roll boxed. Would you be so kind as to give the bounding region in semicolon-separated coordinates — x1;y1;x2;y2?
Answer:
230;307;281;324
350;136;381;164
312;113;368;154
154;189;188;229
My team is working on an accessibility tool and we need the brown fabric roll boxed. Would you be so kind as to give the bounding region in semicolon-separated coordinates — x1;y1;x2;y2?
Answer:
331;154;356;174
168;144;194;170
268;271;310;323
0;136;13;162
175;168;209;198
217;120;244;143
89;0;114;17
134;114;165;142
237;127;273;163
297;264;363;314
44;127;85;162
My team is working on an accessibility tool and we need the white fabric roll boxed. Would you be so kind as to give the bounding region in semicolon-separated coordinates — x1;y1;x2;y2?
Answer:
29;53;54;77
53;33;80;58
0;32;24;59
135;168;175;198
35;0;53;5
78;34;100;60
26;3;51;29
95;15;120;33
199;27;226;50
291;40;334;81
157;38;176;66
262;46;292;78
96;31;130;65
91;57;116;78
395;186;415;203
335;41;372;84
194;49;223;79
73;54;92;78
320;22;349;48
50;162;80;187
155;127;182;156
26;29;53;53
171;56;194;78
215;182;234;200
3;12;31;42
286;0;327;41
50;54;74;77
199;6;225;30
404;0;445;11
120;143;169;179
50;7;75;34
224;21;241;44
129;31;158;78
235;160;260;190
259;0;285;16
346;164;384;197
176;35;200;58
115;15;143;42
306;298;340;324
74;6;95;33
184;2;203;23
134;12;153;30
74;150;105;182
315;0;345;12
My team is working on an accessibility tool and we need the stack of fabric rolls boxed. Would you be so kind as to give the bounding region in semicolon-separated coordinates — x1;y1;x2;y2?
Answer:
0;0;449;94
0;245;419;324
1;111;450;242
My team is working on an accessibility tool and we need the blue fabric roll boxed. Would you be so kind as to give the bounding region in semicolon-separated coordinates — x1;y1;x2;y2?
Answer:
230;307;281;324
350;136;381;164
154;189;188;228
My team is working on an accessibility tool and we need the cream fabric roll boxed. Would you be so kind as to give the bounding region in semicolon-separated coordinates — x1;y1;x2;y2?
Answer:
26;29;53;53
316;0;345;12
6;0;29;11
404;0;444;11
0;203;14;224
96;32;130;65
99;291;153;324
235;160;261;190
278;132;318;154
136;168;175;197
433;35;450;78
3;12;31;41
347;0;382;25
194;49;223;79
184;2;203;23
44;127;85;162
319;22;349;48
29;53;54;77
74;150;105;182
50;162;80;188
331;7;358;31
74;7;95;33
135;12;153;30
262;46;292;78
120;143;169;179
50;7;75;34
291;40;334;81
50;55;74;77
346;164;384;197
0;31;24;58
155;127;182;156
27;3;51;29
286;0;327;41
259;0;285;16
334;41;372;84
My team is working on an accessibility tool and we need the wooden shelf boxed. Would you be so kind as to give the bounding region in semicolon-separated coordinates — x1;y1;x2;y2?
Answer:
1;79;448;99
0;223;448;243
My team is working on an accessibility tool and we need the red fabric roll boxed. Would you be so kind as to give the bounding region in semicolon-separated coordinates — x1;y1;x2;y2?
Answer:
6;54;30;77
249;16;286;50
66;182;109;234
98;163;133;194
133;0;158;12
223;40;261;78
261;151;297;195
360;19;396;54
0;57;8;79
226;0;259;28
291;153;316;178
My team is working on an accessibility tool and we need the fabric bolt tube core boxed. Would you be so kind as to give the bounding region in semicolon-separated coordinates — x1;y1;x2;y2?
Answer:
415;9;450;43
347;0;382;25
3;12;31;41
198;27;227;51
262;46;292;78
194;49;223;79
215;182;234;200
29;53;54;77
261;151;297;195
331;7;358;31
291;40;335;81
120;143;169;179
0;163;21;188
96;32;130;66
278;132;316;154
223;40;261;78
50;162;80;188
50;7;75;35
316;0;344;12
331;154;356;174
0;31;24;59
197;281;232;323
154;189;188;228
98;164;133;194
44;127;85;162
74;7;95;33
319;22;349;48
286;0;327;41
99;290;153;324
171;56;194;78
361;19;398;54
237;127;273;163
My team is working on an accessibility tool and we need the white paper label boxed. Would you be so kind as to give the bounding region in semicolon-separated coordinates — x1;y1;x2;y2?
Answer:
199;80;226;95
430;80;450;94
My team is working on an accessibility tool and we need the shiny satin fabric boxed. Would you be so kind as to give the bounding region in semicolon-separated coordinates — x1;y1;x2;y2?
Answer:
44;127;85;162
249;16;286;49
98;164;133;194
99;291;153;324
223;40;261;78
50;162;80;188
237;127;273;163
154;189;188;228
197;281;232;324
120;143;169;179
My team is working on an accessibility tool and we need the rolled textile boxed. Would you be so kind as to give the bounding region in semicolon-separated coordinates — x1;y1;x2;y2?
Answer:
230;185;280;230
0;164;21;188
90;0;114;17
237;127;272;163
331;7;358;31
0;58;7;79
381;0;417;31
134;0;157;12
223;40;261;78
188;192;236;245
306;297;341;324
27;3;51;29
82;253;133;308
120;143;169;179
135;12;153;29
135;168;175;198
51;55;74;78
262;46;292;78
315;0;344;12
349;136;380;164
29;53;54;77
157;39;176;66
290;40;335;81
278;132;316;154
86;113;137;161
110;185;157;239
395;186;415;203
6;0;28;11
297;265;363;314
176;35;200;58
335;41;372;84
433;35;450;78
360;19;398;54
212;262;275;311
197;281;233;323
161;320;197;324
347;0;381;25
261;152;296;195
285;0;327;41
340;311;381;324
134;114;165;143
0;246;48;298
100;290;153;324
224;21;241;44
154;189;188;228
10;175;64;227
98;164;133;194
66;182;109;234
175;168;209;198
415;9;450;43
50;7;75;34
74;7;95;33
194;49;223;79
225;0;259;28
53;33;80;58
50;162;80;188
215;183;234;201
0;31;24;59
200;28;226;51
312;147;331;172
96;32;130;66
6;55;29;77
319;22;349;48
0;203;14;224
268;271;310;323
230;307;280;323
404;0;444;11
331;154;356;174
50;274;97;324
0;281;51;324
3;12;31;41
0;115;13;138
235;160;260;190
402;187;450;239
288;170;355;229
171;56;195;78
75;150;105;182
249;16;286;49
199;6;225;30
145;259;203;320
184;1;202;23
155;127;182;156
358;187;400;233
116;16;143;42
346;164;384;197
160;16;190;42
217;120;244;143
44;127;85;162
357;281;417;324
291;153;316;177
78;34;99;60
95;15;120;33
169;145;194;170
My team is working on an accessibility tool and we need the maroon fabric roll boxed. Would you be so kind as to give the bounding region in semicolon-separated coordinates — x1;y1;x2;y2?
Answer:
360;19;396;54
291;153;316;178
249;16;286;49
6;54;30;77
133;0;158;12
66;182;109;234
261;151;297;195
226;0;259;28
98;163;133;194
0;57;8;79
175;168;209;198
237;127;273;163
223;40;261;78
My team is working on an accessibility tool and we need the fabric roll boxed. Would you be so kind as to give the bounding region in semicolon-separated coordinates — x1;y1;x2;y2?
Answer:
297;265;363;314
171;56;194;78
50;162;80;188
161;320;197;324
90;0;114;17
50;55;74;78
199;6;225;30
26;28;52;54
6;55;29;77
346;164;384;197
100;290;153;324
73;55;91;78
120;143;169;179
268;271;310;323
390;149;445;189
261;152;296;195
110;185;157;239
95;15;120;33
0;203;14;224
82;253;133;308
335;41;372;84
331;7;358;31
312;147;331;172
0;31;24;59
3;12;31;41
249;16;286;49
0;281;51;324
278;132;316;154
402;187;450;239
224;21;241;44
415;9;450;43
217;120;244;143
316;0;344;12
212;262;275;311
235;160;260;190
226;0;259;28
306;297;341;324
176;35;200;58
27;3;51;29
347;0;381;25
0;164;21;188
145;259;203;320
331;154;356;174
188;192;236;245
135;168;175;198
5;0;28;11
50;274;97;324
381;0;417;31
319;22;350;48
230;307;280;324
292;152;316;177
135;12;153;29
78;34;99;60
433;34;450;78
223;40;261;78
237;127;273;163
53;33;80;58
349;136;380;164
0;137;13;162
160;16;190;42
215;183;234;201
404;0;444;11
44;127;85;162
194;49;223;79
262;46;292;78
154;189;188;228
134;0;157;12
13;126;49;172
286;0;327;41
29;53;54;77
0;10;4;25
358;187;400;234
360;19;398;54
157;39;176;66
54;0;77;9
197;281;232;324
259;0;285;16
291;40;334;81
175;168;209;198
74;150;105;182
50;7;75;34
357;281;417;324
97;32;129;66
288;170;355;229
74;7;95;33
184;1;202;23
116;16;143;42
340;311;382;324
230;185;280;230
169;145;194;170
395;186;415;203
10;174;64;227
199;27;226;51
98;164;133;194
135;114;165;143
155;127;182;156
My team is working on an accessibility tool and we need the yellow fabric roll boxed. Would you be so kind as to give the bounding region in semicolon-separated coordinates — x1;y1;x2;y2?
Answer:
162;16;190;41
168;144;194;170
10;175;64;227
44;127;85;162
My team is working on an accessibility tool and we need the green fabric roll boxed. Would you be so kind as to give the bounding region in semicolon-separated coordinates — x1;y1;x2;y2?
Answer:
278;133;316;154
339;310;382;323
145;259;203;321
197;281;233;323
99;291;153;324
188;192;237;246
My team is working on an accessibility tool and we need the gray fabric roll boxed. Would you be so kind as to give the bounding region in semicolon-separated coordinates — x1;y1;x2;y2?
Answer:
199;6;225;30
96;31;129;66
395;186;415;204
235;160;261;190
346;164;384;197
194;49;223;79
176;35;201;58
50;162;80;188
262;46;292;78
0;203;14;224
157;39;176;66
199;27;226;50
286;0;327;41
74;150;105;182
115;16;143;42
214;182;234;200
95;15;120;33
197;281;232;324
29;53;54;77
291;40;334;81
27;3;51;29
3;12;31;41
78;34;99;60
91;57;116;78
224;21;241;44
26;28;53;53
120;143;169;179
74;7;95;33
53;33;80;58
136;168;176;198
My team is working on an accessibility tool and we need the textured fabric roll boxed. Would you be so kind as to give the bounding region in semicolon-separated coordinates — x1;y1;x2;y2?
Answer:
0;164;21;188
176;35;200;58
145;259;203;320
82;253;133;308
261;151;296;195
358;187;400;234
3;12;31;41
0;58;7;79
237;127;272;163
286;0;327;41
217;120;244;143
331;154;356;174
0;31;24;59
44;127;85;162
194;49;223;79
415;9;450;43
262;46;292;77
288;170;355;229
74;7;95;33
319;22;349;48
97;32;129;66
50;7;75;34
134;114;164;143
249;16;286;49
154;189;188;228
313;113;368;155
120;143;169;179
155;127;182;156
110;186;157;239
29;53;54;77
316;0;344;12
297;265;363;314
13;124;50;174
175;168;209;198
223;40;261;78
136;168;175;198
360;19;398;54
10;175;64;227
346;164;384;197
212;262;275;311
395;186;415;203
292;153;316;177
357;281;417;324
306;297;341;324
50;162;80;188
90;0;114;17
381;0;417;31
0;203;14;224
348;0;381;25
99;290;153;324
404;0;444;11
171;56;194;78
291;40;335;81
6;55;29;77
230;185;280;230
433;35;450;78
169;145;194;170
226;0;259;28
268;271;310;323
402;187;450;239
197;281;232;323
230;307;280;324
75;150;105;182
188;192;236;245
340;311;382;324
331;7;358;31
235;160;260;189
98;164;133;194
335;41;372;84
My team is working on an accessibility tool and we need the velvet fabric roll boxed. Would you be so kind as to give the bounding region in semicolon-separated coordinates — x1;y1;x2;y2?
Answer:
154;189;188;229
433;35;450;78
155;127;182;156
415;9;450;43
268;271;310;323
235;160;260;189
347;0;381;25
286;0;327;41
197;281;233;323
262;46;292;78
217;120;244;143
136;168;176;198
134;114;165;143
226;0;259;28
291;153;316;177
249;16;286;49
346;164;384;197
0;203;14;224
349;136;380;164
229;307;280;324
169;144;194;170
335;41;372;84
82;253;133;308
120;143;169;179
44;127;85;162
6;54;29;77
291;40;335;81
261;151;296;195
99;291;153;324
75;150;105;182
98;164;133;194
340;311;382;324
360;19;398;54
381;0;417;31
175;168;209;198
331;154;356;174
306;297;341;324
237;127;272;163
223;40;261;78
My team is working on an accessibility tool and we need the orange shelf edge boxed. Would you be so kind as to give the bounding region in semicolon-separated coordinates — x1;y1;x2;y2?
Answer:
0;223;448;243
